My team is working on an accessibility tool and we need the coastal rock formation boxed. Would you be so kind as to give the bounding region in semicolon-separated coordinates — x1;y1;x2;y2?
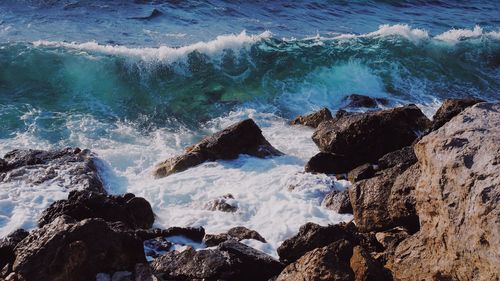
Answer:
151;240;283;281
276;239;354;281
0;147;104;193
153;119;283;178
322;189;353;214
13;216;146;281
310;105;430;173
38;189;154;229
392;102;500;280
291;107;333;128
0;229;29;273
203;226;266;247
429;97;484;131
343;94;388;109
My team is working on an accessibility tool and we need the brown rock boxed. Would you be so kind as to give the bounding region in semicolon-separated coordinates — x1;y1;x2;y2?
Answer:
322;190;353;214
350;246;391;281
0;229;29;275
305;152;354;174
276;239;354;281
430;98;484;131
343;94;388;108
348;164;375;182
392;102;500;281
291;108;333;128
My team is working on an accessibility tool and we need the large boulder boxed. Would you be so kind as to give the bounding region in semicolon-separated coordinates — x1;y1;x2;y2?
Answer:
392;103;500;280
311;105;430;173
38;189;154;229
429;98;484;131
13;216;146;281
153;119;282;178
0;147;104;193
291;108;333;128
151;240;283;281
276;239;354;281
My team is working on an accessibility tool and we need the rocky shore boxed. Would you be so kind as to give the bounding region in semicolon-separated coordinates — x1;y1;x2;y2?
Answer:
0;97;498;281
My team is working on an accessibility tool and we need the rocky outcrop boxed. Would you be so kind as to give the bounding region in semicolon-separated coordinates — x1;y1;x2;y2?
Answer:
0;147;104;193
153;119;282;178
343;94;388;109
151;240;283;281
38;189;154;229
203;226;266;247
392;102;500;281
0;229;29;273
276;239;354;281
429;97;484;131
291;108;333;128
13;216;146;281
310;105;430;173
322;190;353;214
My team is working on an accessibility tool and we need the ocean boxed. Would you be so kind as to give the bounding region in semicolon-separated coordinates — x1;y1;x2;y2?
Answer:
0;0;498;256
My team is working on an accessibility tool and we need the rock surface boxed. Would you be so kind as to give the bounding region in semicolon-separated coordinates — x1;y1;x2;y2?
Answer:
430;97;484;131
13;216;146;281
153;119;282;178
304;152;353;174
343;94;388;109
276;239;354;281
0;229;29;273
204;226;267;247
322;190;353;214
350;246;390;281
291;108;333;128
0;147;104;193
38;189;154;229
392;102;500;281
311;105;430;172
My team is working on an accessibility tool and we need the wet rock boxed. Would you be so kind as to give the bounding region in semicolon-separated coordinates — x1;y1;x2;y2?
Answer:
0;147;105;193
276;239;354;281
204;226;266;247
350;246;391;281
0;229;29;273
304;152;353;174
38;189;154;229
205;194;237;212
143;237;172;259
134;226;205;243
343;94;388;109
322;190;353;214
203;233;232;247
291;108;333;128
430;98;484;131
13;216;146;281
312;105;430;171
154;119;283;178
392;103;500;280
348;163;375;182
151;240;283;281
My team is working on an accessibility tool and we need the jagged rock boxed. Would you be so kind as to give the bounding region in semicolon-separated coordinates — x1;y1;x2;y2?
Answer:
13;216;146;281
291;108;333;128
311;105;430;172
153;119;283;178
276;239;354;281
204;194;237;212
430;98;484;131
0;147;104;193
322;190;353;214
204;226;266;247
38;190;154;229
350;246;391;281
348;163;375;182
392;103;500;281
343;94;388;108
0;229;29;274
151;240;283;281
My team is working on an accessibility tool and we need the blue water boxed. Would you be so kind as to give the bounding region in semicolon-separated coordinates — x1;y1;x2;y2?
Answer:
0;0;498;251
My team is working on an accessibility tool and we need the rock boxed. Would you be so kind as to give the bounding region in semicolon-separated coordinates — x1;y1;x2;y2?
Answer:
203;226;266;247
134;226;205;243
13;216;146;281
430;98;484;131
392;103;500;280
276;239;354;281
0;147;104;193
305;152;353;174
154;119;282;178
204;194;237;212
376;146;417;170
322;190;353;214
312;105;430;171
151;240;283;281
373;227;410;267
348;163;375;182
38;190;154;229
350;246;391;281
0;229;29;273
143;237;172;259
291;108;333;128
343;94;388;108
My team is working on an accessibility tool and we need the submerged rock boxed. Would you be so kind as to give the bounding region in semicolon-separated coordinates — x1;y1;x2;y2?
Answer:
153;119;283;178
13;216;146;281
204;194;238;212
291;108;333;128
392;102;500;280
430;97;484;131
311;105;430;173
0;147;105;193
38;189;154;229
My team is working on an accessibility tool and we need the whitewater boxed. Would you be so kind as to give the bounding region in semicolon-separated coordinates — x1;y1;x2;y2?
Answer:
0;0;499;257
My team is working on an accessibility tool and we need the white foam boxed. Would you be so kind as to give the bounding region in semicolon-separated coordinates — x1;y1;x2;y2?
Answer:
434;25;500;43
